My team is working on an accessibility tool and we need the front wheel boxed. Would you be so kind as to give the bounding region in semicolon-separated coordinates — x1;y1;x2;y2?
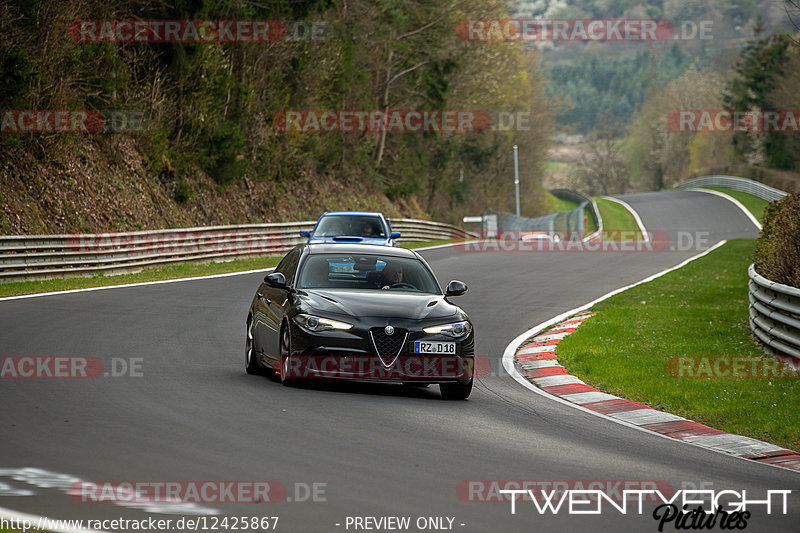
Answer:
440;379;472;400
279;324;297;387
245;318;263;375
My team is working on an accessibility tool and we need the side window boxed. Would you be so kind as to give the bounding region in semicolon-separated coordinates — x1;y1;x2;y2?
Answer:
276;248;301;286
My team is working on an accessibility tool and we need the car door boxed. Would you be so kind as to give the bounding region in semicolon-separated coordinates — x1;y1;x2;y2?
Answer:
258;248;300;365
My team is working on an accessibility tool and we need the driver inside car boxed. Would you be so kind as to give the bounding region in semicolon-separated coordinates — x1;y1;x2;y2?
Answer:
362;221;380;237
305;259;330;288
380;263;403;289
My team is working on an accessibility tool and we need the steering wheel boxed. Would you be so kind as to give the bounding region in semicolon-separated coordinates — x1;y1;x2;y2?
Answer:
390;282;415;289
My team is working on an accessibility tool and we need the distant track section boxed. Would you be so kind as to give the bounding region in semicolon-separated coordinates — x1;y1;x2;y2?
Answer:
675;175;787;202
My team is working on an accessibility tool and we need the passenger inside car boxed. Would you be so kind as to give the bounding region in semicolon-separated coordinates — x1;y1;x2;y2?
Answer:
324;219;345;236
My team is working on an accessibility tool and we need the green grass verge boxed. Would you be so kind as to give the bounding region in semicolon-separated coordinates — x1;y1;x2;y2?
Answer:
541;190;579;214
554;196;579;213
0;239;454;298
699;187;769;223
556;239;800;450
592;197;641;240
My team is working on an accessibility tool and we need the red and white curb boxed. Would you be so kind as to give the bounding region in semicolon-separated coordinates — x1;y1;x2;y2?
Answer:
513;312;800;473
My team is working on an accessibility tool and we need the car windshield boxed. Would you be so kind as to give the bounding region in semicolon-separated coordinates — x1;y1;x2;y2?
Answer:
313;215;386;238
298;254;440;293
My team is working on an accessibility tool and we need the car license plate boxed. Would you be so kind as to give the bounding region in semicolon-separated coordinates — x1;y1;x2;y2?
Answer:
413;341;456;354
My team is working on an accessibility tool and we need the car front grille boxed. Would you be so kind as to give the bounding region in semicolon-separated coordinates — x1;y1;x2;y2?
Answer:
369;327;408;364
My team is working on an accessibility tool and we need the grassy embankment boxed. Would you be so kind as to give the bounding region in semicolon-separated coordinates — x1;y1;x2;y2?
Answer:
555;190;800;449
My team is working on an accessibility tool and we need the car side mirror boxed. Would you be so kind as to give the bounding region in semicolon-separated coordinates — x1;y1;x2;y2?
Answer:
391;231;401;239
299;230;310;238
445;280;467;297
264;272;287;288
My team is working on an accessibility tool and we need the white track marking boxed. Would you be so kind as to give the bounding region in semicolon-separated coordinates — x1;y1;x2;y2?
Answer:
683;434;782;455
410;241;463;252
517;345;559;354
518;360;562;369
530;375;585;387
608;409;685;425
0;267;276;302
603;196;649;241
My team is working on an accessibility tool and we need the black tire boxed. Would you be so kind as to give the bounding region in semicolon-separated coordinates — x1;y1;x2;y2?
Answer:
245;317;263;375
279;323;297;387
440;379;473;400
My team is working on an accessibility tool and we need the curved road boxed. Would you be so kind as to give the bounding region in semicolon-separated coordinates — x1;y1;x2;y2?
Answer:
1;191;796;532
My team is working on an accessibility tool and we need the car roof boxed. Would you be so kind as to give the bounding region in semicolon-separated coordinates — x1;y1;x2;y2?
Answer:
304;243;416;258
320;211;384;218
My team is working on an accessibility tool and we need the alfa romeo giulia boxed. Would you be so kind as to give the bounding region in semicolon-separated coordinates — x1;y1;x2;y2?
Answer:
244;244;474;399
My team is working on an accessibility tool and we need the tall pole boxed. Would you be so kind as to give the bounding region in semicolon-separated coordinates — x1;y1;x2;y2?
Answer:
513;144;520;217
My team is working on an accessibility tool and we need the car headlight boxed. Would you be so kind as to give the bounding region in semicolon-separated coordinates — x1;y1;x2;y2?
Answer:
295;314;353;332
423;320;472;338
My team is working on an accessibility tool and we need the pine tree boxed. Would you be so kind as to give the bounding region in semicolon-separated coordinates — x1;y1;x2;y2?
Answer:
723;18;793;169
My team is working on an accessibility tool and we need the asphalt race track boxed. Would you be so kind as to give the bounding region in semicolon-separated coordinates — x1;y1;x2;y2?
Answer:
2;190;797;532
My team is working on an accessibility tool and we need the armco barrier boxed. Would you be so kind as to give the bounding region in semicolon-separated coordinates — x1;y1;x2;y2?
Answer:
675;176;788;202
478;189;603;240
748;264;800;360
0;218;473;282
549;189;602;239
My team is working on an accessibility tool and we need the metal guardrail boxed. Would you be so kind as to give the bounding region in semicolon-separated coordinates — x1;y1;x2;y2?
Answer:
389;218;475;242
675;176;788;202
549;189;602;238
479;189;603;239
0;218;474;282
748;264;800;360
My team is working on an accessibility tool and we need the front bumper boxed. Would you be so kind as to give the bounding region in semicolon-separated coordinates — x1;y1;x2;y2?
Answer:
286;321;475;383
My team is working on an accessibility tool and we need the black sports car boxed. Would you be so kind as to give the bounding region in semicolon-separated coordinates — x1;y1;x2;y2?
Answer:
244;244;474;399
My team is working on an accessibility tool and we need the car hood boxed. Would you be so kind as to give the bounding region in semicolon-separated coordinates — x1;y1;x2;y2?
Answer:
298;290;460;320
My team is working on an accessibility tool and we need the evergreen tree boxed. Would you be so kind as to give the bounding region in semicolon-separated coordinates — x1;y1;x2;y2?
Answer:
723;18;793;169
